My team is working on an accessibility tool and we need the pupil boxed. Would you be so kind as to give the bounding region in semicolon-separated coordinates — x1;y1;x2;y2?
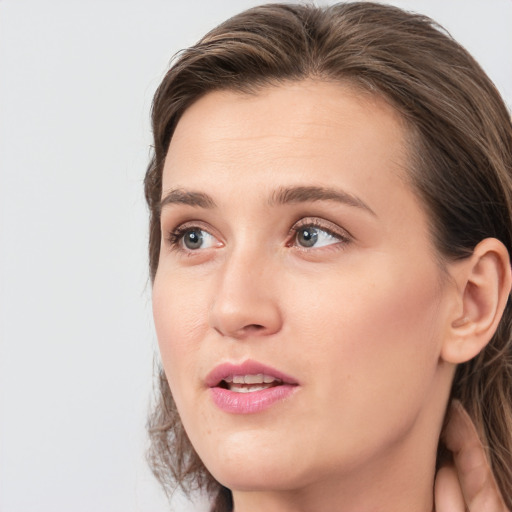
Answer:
298;227;318;247
184;230;203;249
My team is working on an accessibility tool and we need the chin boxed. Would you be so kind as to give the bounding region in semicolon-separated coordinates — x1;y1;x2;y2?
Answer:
197;431;311;492
212;463;308;493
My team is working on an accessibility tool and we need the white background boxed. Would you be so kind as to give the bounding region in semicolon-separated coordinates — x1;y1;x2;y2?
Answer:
0;1;511;511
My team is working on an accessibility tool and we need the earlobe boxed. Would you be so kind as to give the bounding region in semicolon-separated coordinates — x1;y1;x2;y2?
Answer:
441;238;511;365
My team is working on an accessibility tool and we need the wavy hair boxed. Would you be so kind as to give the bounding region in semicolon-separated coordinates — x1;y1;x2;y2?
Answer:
144;3;512;510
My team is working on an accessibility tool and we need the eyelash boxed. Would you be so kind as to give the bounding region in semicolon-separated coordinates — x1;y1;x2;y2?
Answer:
167;226;194;247
166;223;212;251
166;218;352;254
288;218;351;250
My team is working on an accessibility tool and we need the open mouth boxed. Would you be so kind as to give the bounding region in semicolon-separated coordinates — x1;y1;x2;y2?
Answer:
218;374;283;393
206;361;298;413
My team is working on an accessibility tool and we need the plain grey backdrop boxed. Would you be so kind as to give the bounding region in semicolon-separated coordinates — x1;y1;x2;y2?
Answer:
1;0;511;511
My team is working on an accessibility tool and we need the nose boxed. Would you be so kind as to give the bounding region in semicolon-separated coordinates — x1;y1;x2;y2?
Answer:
209;248;283;340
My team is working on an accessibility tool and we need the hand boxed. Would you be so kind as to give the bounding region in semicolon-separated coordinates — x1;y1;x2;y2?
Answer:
434;400;509;512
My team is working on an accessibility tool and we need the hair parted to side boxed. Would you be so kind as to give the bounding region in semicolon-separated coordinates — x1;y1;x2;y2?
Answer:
144;3;512;510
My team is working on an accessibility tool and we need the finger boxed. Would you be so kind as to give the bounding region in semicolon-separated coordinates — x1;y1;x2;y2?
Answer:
435;464;466;512
443;400;507;511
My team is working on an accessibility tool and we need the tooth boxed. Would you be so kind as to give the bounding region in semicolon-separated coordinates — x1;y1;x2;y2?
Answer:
244;374;264;384
263;375;276;383
229;384;270;393
233;375;245;384
223;376;233;383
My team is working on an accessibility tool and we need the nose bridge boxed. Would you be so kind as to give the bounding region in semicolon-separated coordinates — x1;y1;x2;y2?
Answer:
209;240;282;339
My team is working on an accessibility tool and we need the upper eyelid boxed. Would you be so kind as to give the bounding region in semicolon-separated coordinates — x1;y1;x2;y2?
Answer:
290;217;353;240
169;222;219;240
165;219;219;242
166;219;216;235
168;218;348;235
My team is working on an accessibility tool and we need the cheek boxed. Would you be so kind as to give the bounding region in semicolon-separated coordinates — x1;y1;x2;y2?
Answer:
355;265;442;359
293;256;442;352
152;272;209;400
295;259;444;424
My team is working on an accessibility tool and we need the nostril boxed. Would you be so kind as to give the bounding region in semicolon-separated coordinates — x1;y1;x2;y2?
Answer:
246;324;265;332
235;324;267;337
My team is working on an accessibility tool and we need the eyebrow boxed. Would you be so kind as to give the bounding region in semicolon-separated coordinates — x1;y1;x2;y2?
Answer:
159;185;375;216
160;189;217;211
269;185;376;215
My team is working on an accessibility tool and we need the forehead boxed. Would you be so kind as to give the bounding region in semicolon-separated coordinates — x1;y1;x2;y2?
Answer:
163;80;412;214
166;80;405;173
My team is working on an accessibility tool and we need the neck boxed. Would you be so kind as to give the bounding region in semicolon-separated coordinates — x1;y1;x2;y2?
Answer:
231;394;446;512
232;453;435;512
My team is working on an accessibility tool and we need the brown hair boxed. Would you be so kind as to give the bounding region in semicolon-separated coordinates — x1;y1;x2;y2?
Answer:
144;3;512;510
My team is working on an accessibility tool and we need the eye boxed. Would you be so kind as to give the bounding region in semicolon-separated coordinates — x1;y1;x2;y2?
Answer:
168;226;220;251
290;219;350;250
295;226;339;248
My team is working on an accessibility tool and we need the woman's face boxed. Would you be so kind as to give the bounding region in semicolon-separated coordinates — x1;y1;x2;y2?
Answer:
153;81;456;502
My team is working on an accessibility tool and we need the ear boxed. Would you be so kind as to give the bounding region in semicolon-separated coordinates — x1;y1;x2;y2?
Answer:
441;238;512;364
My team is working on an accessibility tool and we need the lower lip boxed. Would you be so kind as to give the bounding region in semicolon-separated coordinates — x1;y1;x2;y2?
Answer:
209;385;297;414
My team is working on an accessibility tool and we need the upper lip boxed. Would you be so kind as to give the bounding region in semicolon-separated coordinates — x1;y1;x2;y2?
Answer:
205;359;299;388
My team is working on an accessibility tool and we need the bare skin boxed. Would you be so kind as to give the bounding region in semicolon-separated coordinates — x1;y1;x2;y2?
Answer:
436;401;509;512
153;81;511;512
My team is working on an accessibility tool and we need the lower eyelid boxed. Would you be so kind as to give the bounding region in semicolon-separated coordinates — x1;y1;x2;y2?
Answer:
167;226;223;254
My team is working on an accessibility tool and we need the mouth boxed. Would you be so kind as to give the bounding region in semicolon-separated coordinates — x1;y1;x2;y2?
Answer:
218;373;284;393
205;360;299;414
205;360;298;390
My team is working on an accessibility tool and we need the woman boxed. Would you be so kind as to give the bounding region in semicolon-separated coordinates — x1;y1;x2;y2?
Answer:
144;3;512;511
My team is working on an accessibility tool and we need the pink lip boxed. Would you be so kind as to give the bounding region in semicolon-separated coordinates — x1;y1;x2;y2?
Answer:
205;360;299;414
